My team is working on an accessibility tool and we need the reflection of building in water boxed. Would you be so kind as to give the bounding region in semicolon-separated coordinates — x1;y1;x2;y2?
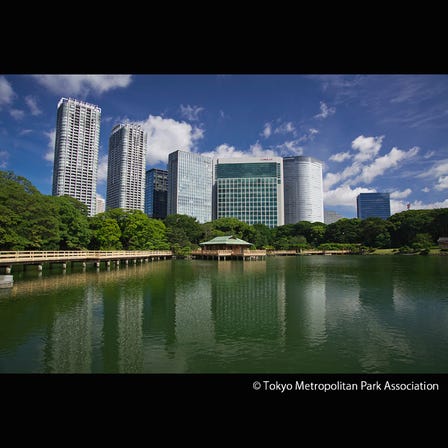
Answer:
174;276;214;348
102;283;144;373
117;286;144;372
46;285;95;373
284;257;328;348
212;261;285;342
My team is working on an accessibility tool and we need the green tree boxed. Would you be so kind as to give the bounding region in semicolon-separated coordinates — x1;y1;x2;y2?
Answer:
0;171;60;250
89;216;122;250
51;195;90;249
252;223;273;248
308;222;327;247
210;217;256;242
324;218;362;244
121;210;169;250
165;214;203;246
360;217;391;248
389;210;434;247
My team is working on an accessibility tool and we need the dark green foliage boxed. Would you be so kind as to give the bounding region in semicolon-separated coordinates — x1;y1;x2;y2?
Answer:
0;171;60;250
1;170;448;252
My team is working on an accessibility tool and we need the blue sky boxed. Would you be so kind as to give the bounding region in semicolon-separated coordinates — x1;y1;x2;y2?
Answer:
0;74;447;218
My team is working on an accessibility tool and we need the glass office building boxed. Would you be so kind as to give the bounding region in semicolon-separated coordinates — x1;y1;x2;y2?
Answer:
167;150;213;223
215;157;284;228
357;193;391;220
283;156;324;224
145;168;168;219
52;98;101;216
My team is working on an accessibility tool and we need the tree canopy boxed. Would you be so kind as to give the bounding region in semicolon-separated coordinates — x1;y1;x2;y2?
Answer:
1;170;447;252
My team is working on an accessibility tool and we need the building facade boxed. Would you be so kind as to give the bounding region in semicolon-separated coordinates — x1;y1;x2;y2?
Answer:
106;123;147;211
357;193;391;220
52;98;101;216
324;209;343;225
214;157;284;228
283;156;324;224
96;196;105;214
167;150;213;223
145;168;168;219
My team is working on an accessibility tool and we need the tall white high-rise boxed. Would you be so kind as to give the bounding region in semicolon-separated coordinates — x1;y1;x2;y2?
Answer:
52;98;101;216
283;156;323;223
167;150;213;223
106;123;147;211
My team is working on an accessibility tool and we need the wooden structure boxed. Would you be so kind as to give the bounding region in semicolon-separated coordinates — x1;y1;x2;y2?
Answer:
437;237;448;250
0;250;172;274
192;236;266;260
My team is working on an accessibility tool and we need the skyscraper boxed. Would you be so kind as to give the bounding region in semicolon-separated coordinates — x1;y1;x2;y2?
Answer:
145;168;168;219
106;123;147;211
52;98;101;216
167;150;213;223
283;156;324;224
214;157;284;228
357;193;391;220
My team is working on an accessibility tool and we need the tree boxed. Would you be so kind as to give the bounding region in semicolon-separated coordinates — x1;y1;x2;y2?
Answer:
165;214;202;247
89;216;122;250
0;171;60;250
252;223;273;248
360;217;391;248
121;210;169;250
51;195;90;249
324;218;362;244
389;210;434;247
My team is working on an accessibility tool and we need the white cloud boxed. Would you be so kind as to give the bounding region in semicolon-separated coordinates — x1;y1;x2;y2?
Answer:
261;122;272;139
139;115;204;165
32;75;132;96
97;155;109;184
309;128;319;136
352;146;419;184
324;163;362;190
180;104;204;121
435;175;448;191
202;144;245;159
0;150;9;168
249;142;278;158
391;198;448;214
314;101;336;119
329;151;351;162
418;159;448;179
19;129;33;136
44;129;56;162
10;109;24;120
351;135;384;162
203;141;280;160
324;185;376;207
274;121;296;135
25;95;42;115
424;150;435;159
0;76;14;108
390;188;412;199
275;140;304;156
421;187;430;193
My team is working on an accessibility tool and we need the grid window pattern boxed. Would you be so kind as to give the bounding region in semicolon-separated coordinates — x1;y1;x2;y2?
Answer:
145;169;168;219
167;151;212;223
357;193;391;220
52;98;101;216
106;123;147;212
215;160;283;228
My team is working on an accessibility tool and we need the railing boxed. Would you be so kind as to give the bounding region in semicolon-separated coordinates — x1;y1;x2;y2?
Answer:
191;249;266;256
0;250;173;264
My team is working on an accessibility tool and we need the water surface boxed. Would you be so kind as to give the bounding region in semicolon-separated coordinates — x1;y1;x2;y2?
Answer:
0;256;447;373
